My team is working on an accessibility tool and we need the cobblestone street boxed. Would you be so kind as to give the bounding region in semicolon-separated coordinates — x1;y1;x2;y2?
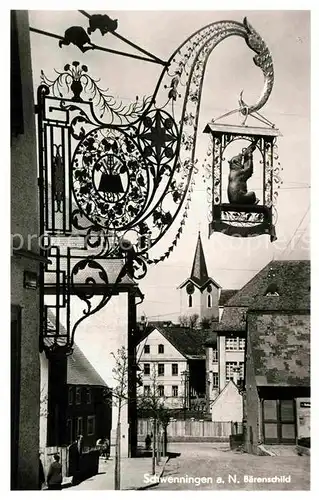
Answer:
152;443;310;490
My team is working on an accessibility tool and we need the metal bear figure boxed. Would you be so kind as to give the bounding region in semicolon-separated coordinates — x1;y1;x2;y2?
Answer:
227;140;259;205
59;26;94;53
87;14;118;36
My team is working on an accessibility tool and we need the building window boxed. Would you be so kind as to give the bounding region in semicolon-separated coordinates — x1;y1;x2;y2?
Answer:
68;387;74;405
158;364;164;376
238;362;245;381
172;386;178;397
238;338;245;351
225;337;238;350
265;283;280;296
158;385;164;397
208;295;212;308
172;363;178;375
144;344;150;354
212;350;218;362
225;336;245;351
75;387;81;405
86;388;92;404
158;344;164;354
226;362;245;382
226;362;238;382
144;363;150;375
76;417;83;436
87;416;95;436
188;295;192;307
212;373;219;389
144;385;150;396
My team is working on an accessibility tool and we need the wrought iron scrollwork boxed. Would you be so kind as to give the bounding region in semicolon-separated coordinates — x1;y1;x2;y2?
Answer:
41;62;152;124
37;15;279;352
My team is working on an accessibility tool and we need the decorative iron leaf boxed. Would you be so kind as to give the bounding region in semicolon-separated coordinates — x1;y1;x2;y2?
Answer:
73;259;88;275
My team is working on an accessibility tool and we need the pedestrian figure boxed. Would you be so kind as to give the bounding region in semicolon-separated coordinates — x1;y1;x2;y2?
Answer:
39;454;45;490
77;434;84;456
47;454;62;490
145;434;152;450
104;437;110;460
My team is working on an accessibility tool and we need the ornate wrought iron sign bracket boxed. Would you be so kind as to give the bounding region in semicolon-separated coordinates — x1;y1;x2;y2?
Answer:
34;14;281;353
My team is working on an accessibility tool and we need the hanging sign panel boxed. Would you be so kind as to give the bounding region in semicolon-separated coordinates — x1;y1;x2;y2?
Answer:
203;123;282;242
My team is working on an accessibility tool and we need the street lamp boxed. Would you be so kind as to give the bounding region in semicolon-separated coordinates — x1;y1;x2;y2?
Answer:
181;369;189;419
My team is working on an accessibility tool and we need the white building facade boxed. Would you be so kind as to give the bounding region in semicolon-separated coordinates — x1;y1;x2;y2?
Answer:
137;327;188;409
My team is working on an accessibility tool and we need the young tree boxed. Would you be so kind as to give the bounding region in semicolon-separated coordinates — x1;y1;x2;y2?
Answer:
137;366;170;473
189;313;199;329
111;346;128;490
178;315;189;327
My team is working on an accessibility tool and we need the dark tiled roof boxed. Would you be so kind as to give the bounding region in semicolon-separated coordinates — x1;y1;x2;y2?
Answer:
67;344;107;387
219;289;239;306
138;325;208;358
226;260;310;311
212;307;247;332
158;326;208;358
248;312;310;387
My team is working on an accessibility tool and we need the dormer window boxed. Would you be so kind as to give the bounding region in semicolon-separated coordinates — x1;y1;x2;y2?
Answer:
265;283;279;296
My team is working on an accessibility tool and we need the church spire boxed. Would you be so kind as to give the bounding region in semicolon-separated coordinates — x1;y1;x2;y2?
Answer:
190;232;209;287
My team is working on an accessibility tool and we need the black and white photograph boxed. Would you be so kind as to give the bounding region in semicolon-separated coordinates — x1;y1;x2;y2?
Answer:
9;3;311;492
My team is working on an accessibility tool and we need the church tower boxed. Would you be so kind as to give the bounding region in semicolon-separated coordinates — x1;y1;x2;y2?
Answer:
178;232;220;324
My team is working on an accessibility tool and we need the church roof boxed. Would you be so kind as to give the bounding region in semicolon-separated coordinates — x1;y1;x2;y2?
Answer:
178;232;221;290
190;232;209;287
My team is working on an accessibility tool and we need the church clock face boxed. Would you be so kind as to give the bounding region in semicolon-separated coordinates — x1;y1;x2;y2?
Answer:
186;283;195;295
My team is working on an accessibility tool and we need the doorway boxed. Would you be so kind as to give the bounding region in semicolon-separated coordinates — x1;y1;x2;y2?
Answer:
262;399;296;444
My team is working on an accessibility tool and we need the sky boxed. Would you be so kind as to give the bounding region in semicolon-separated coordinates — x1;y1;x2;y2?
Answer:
28;8;310;322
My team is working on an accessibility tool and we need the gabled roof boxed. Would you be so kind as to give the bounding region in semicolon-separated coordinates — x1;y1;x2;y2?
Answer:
67;344;108;387
206;260;310;340
178;233;221;290
219;289;239;306
137;325;208;359
210;380;240;408
248;311;310;387
46;311;107;387
226;260;310;311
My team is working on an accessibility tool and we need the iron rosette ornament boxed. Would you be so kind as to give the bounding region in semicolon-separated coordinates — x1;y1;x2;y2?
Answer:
38;16;279;279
